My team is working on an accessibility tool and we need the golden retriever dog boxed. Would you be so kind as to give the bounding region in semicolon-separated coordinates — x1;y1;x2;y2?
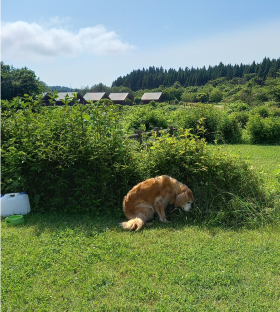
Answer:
121;175;194;231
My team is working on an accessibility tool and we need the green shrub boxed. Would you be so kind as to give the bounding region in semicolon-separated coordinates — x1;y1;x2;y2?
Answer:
97;98;114;106
209;88;223;102
269;106;280;117
1;97;277;226
139;129;273;226
227;101;249;113
181;91;197;102
123;105;169;132
217;115;242;144
265;101;280;108
169;105;222;143
246;115;280;144
134;97;141;105
1;97;140;215
159;104;179;112
125;98;132;105
231;111;250;128
252;106;269;118
196;92;209;103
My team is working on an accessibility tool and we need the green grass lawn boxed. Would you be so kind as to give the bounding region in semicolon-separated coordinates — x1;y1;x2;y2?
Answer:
220;144;280;189
2;145;280;311
2;214;280;311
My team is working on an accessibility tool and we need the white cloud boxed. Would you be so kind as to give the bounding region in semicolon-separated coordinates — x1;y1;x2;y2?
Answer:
1;21;135;61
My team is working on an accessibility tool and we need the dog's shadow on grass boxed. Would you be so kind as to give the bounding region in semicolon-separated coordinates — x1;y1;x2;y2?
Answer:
19;208;231;237
21;212;120;237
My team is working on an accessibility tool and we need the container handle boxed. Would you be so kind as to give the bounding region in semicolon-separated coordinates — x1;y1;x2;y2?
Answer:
3;193;20;198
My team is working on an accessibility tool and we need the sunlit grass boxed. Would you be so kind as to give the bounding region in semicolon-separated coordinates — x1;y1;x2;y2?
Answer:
2;213;280;311
218;144;280;188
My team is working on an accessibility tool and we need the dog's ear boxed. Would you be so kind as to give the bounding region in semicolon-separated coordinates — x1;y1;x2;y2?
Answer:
187;188;194;202
175;191;189;208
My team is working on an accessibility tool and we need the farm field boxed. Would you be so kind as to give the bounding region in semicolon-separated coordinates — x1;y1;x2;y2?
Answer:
1;145;280;312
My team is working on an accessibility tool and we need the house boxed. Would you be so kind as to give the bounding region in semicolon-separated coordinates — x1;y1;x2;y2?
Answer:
109;93;133;105
83;92;109;103
141;92;162;104
41;92;53;106
55;92;87;106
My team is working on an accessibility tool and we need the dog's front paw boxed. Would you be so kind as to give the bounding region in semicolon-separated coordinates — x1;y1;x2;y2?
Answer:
161;219;169;223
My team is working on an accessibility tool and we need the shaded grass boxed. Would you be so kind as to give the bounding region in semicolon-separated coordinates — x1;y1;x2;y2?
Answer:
1;213;280;311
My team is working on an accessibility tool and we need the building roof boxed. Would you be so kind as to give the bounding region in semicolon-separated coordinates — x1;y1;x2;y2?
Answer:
56;92;79;100
41;92;50;98
40;92;52;100
141;92;162;101
109;93;130;101
83;92;106;101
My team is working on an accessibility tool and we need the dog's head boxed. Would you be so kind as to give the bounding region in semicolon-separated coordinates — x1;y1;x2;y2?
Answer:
175;188;194;211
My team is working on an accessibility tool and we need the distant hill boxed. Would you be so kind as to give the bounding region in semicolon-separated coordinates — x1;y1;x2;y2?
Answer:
112;57;280;91
49;86;76;92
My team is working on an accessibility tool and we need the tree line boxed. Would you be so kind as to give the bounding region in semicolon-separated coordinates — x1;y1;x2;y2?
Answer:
112;57;280;91
1;62;49;101
2;57;280;101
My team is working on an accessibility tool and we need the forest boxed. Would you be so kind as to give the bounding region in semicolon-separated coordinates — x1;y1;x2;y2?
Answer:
67;57;280;107
111;57;280;90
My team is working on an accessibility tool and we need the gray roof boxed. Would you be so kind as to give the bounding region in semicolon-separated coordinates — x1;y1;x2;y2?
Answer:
109;93;130;101
56;92;78;100
84;92;106;101
141;92;162;101
40;92;52;99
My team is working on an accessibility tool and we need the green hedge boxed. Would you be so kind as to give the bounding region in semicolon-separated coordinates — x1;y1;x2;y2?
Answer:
1;97;276;226
246;115;280;144
168;105;222;143
1;98;140;215
217;115;242;144
122;104;169;132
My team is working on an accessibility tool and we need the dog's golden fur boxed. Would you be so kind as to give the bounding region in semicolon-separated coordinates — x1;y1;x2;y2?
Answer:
121;175;193;231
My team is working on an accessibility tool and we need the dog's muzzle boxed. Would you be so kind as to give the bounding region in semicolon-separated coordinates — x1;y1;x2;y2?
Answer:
182;202;192;212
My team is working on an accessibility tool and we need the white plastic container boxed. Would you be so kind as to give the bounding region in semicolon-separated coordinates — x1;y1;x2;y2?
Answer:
1;192;31;217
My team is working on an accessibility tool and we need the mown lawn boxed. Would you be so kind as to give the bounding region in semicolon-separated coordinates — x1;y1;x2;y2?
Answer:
1;145;280;311
2;214;280;312
221;144;280;189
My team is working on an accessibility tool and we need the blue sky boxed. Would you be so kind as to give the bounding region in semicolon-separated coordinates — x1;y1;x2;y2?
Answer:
2;0;280;88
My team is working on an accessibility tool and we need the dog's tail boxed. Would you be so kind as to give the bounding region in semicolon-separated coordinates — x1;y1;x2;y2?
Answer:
120;217;144;231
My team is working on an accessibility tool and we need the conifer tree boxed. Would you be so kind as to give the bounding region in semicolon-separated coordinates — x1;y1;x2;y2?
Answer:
111;58;280;91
